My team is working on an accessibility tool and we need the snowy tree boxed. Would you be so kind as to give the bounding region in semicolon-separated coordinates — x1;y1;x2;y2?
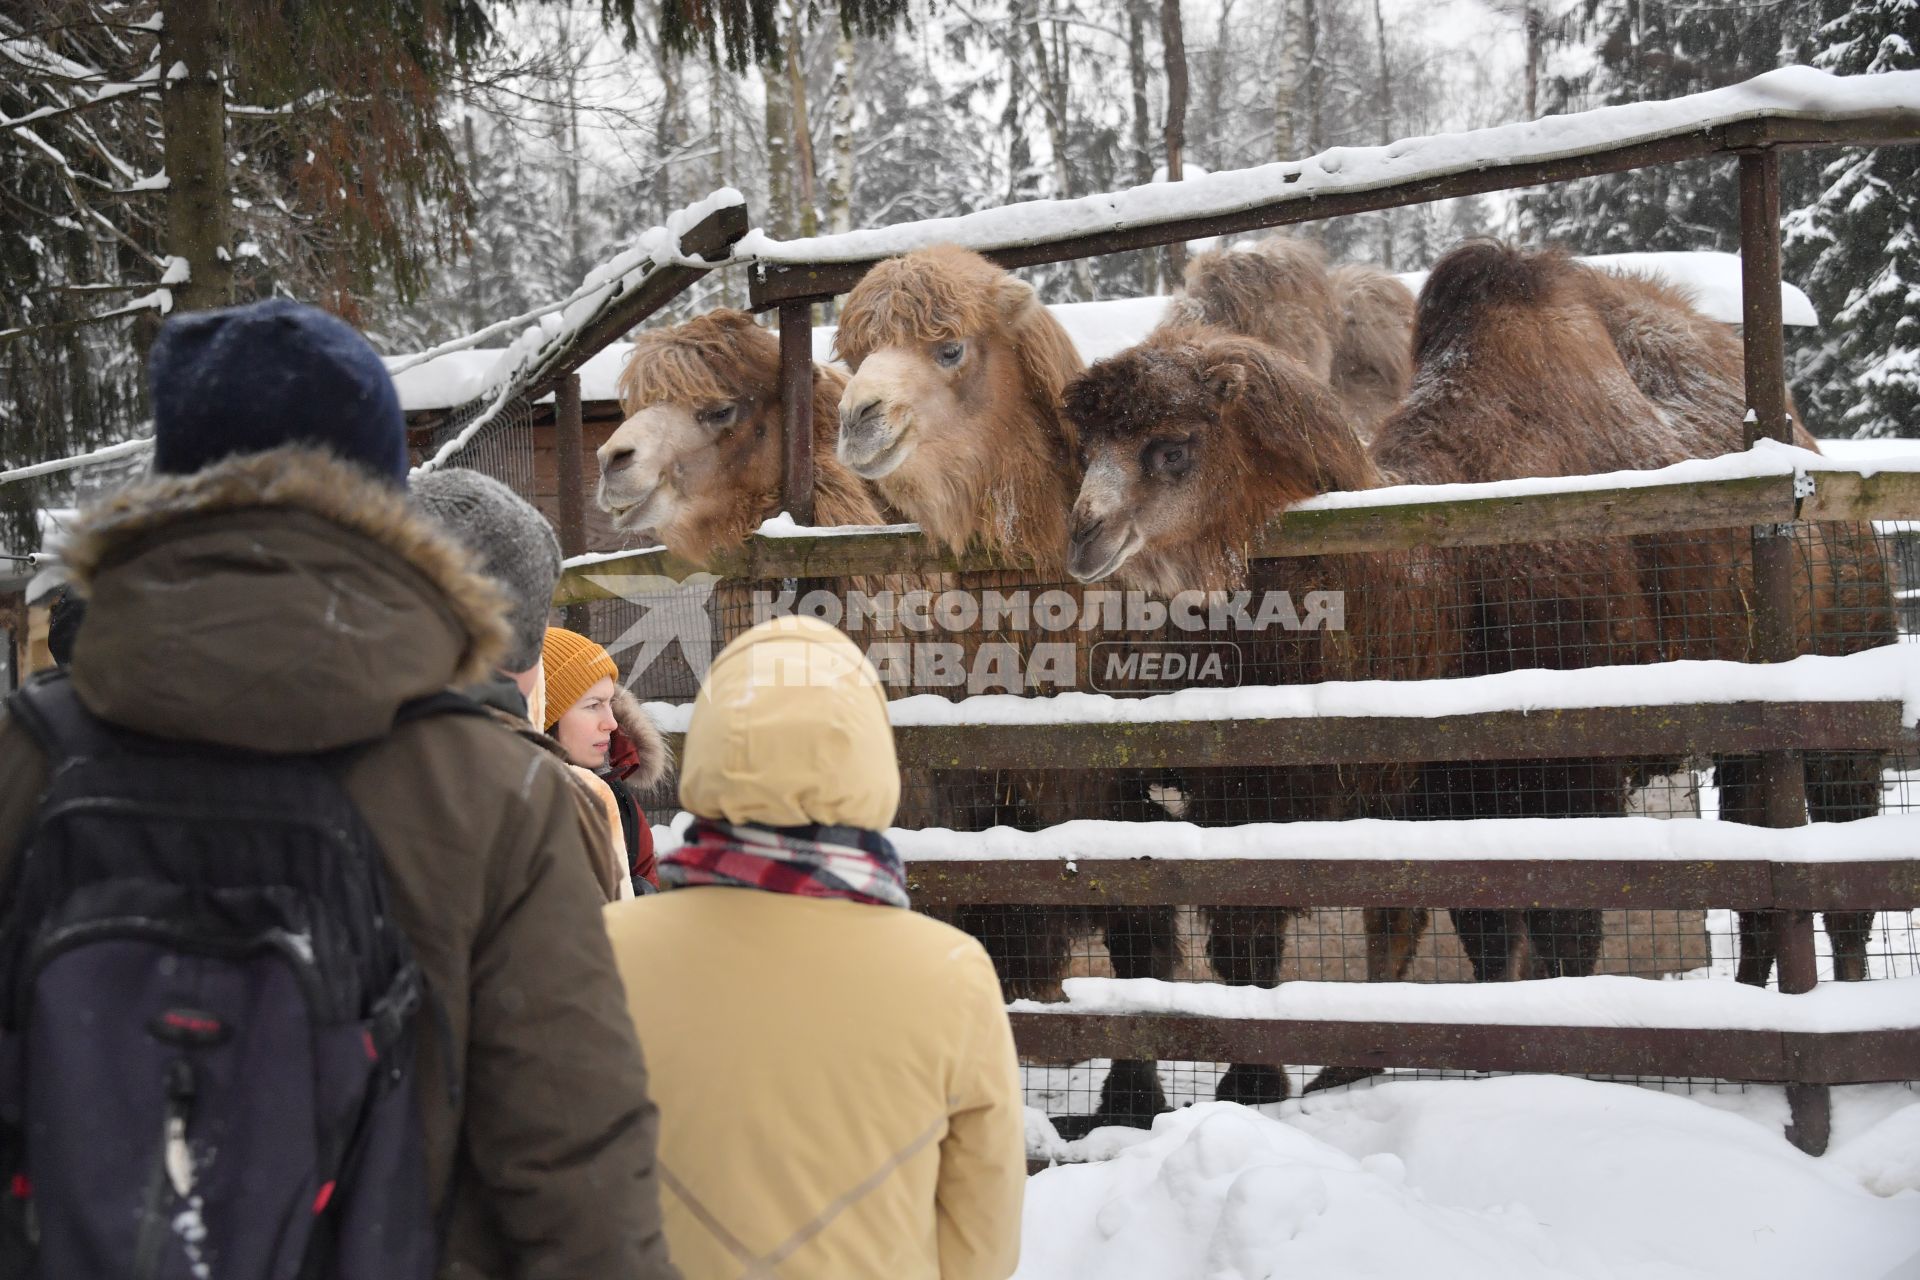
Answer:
1783;0;1920;439
1519;0;1819;253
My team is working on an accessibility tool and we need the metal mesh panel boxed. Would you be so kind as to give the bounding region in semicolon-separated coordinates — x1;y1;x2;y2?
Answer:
618;522;1918;1129
418;394;537;497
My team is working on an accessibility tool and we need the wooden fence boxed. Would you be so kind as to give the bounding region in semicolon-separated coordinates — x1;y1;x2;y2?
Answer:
528;92;1920;1157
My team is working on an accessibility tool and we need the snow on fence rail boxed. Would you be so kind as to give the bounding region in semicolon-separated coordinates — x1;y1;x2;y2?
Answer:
554;441;1920;597
639;645;1920;735
1013;973;1920;1035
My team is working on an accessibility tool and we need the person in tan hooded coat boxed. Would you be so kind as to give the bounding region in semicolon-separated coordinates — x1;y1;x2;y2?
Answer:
604;616;1025;1280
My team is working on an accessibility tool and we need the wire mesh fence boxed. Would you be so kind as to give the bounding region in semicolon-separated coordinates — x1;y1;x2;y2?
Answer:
597;521;1920;1125
413;393;537;495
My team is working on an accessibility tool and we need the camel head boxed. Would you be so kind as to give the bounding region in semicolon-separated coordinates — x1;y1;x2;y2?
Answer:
599;309;841;564
833;245;1084;562
1059;328;1373;595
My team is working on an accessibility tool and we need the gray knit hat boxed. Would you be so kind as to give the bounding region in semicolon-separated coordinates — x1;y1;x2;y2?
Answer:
412;469;562;671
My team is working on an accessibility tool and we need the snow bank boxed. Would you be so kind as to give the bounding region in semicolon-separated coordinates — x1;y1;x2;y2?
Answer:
745;68;1920;266
643;643;1920;734
1016;1080;1920;1280
887;811;1920;865
1009;972;1920;1033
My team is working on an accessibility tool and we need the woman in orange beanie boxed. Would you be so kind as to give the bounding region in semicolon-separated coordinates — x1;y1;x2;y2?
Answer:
543;628;662;893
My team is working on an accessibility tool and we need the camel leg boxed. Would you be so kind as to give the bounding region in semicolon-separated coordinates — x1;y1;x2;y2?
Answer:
1450;908;1519;983
964;905;1075;1003
1806;750;1882;983
1823;912;1874;983
1302;907;1432;1095
1717;756;1784;987
1364;906;1431;982
1087;907;1176;1128
1523;908;1603;978
1206;906;1291;1107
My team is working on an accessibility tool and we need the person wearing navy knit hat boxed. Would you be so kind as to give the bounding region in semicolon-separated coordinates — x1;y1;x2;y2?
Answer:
0;298;680;1276
148;297;410;485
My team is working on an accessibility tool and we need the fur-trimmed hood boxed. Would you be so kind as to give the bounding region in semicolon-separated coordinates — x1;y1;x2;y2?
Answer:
609;685;671;790
61;446;511;754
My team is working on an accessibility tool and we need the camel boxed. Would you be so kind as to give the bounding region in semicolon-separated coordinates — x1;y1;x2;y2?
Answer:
1062;240;1891;1078
595;308;1098;1006
598;309;884;560
1057;317;1451;1093
1159;236;1415;439
1372;243;1890;988
837;243;1419;1122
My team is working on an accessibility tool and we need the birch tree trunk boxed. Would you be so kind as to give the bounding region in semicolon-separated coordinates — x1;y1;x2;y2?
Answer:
1160;0;1189;281
1126;0;1157;293
786;0;820;236
765;60;794;238
1372;0;1394;267
160;0;232;312
1274;0;1305;160
828;29;855;235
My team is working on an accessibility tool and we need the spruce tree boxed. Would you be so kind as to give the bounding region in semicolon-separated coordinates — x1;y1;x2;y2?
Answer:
1519;0;1819;254
1783;0;1920;438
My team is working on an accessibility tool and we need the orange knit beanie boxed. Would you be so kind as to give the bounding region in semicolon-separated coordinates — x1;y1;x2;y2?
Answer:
542;627;619;731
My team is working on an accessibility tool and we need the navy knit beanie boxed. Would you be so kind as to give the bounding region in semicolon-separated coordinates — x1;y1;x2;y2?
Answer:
148;298;408;486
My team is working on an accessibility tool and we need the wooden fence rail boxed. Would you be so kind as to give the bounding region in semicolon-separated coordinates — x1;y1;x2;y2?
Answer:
555;464;1920;603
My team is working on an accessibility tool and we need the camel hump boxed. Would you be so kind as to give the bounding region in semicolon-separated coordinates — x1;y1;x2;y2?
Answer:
1414;240;1571;363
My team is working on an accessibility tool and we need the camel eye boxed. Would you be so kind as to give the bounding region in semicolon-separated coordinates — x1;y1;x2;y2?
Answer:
1146;439;1192;477
934;341;966;368
696;402;738;429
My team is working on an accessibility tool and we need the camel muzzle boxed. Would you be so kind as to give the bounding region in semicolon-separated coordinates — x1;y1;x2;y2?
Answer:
837;400;914;478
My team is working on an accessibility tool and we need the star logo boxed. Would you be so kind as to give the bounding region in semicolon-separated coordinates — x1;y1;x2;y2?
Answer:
584;573;723;686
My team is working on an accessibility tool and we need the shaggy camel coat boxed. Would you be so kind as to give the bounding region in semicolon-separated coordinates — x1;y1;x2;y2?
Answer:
0;448;675;1279
604;619;1025;1280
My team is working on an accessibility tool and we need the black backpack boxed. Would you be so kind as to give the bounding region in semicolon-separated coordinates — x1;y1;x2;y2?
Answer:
0;671;477;1280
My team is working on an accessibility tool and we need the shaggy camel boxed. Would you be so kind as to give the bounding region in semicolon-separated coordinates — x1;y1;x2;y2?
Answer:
838;244;1382;1120
1059;288;1451;1100
1367;241;1891;988
598;309;883;559
1160;236;1415;438
594;308;1091;1004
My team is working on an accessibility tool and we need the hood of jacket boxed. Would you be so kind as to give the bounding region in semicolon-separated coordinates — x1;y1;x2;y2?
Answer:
678;615;897;830
60;446;509;753
610;685;671;791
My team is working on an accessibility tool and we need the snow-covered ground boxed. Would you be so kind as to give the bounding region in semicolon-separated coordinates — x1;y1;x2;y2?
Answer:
1017;1078;1920;1279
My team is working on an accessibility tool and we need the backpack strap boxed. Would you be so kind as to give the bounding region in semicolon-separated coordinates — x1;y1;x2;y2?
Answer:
4;672;111;767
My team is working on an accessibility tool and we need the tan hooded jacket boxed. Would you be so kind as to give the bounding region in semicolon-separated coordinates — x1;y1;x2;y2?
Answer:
603;618;1026;1280
0;447;676;1279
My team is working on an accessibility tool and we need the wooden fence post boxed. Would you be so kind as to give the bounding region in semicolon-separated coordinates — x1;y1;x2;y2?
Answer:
1740;146;1829;1156
555;373;591;634
779;301;816;526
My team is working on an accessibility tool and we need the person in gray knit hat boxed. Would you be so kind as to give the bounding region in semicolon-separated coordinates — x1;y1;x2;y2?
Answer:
411;469;669;900
411;469;561;677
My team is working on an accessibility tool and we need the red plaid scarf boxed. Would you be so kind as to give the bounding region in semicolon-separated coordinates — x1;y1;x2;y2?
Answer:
660;818;910;909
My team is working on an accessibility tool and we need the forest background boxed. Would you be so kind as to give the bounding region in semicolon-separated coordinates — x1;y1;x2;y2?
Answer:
3;0;1915;549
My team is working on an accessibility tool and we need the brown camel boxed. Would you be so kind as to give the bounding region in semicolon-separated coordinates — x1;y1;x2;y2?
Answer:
598;309;884;561
1059;320;1452;1091
838;245;1375;1123
1369;241;1891;989
1160;236;1415;438
595;308;1099;1008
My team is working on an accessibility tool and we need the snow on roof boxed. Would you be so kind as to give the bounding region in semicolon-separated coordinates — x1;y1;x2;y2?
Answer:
392;254;1815;412
740;67;1920;266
